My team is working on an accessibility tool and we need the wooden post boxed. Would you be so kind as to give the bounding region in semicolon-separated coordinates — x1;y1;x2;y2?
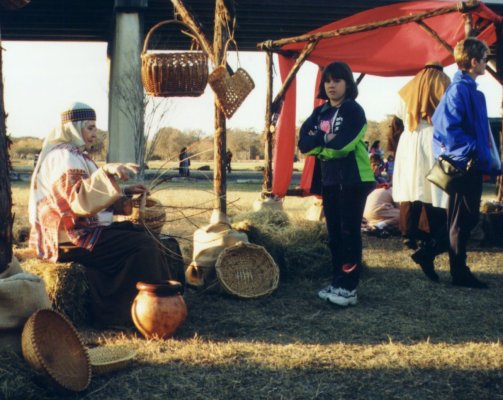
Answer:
170;0;231;215
0;41;13;272
262;51;273;195
170;0;216;65
212;0;228;213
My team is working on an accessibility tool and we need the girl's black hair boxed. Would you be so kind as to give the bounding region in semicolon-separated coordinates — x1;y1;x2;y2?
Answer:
317;61;358;101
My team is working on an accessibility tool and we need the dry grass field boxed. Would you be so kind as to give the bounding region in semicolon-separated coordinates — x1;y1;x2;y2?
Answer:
2;178;503;400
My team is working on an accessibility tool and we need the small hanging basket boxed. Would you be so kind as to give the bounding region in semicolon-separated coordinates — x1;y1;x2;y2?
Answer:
141;20;209;97
0;0;30;9
208;39;255;119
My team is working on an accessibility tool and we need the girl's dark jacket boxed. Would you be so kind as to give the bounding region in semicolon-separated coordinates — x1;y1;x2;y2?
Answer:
298;99;374;194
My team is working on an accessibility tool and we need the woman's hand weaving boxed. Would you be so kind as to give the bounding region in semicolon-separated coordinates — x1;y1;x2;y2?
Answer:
103;163;139;181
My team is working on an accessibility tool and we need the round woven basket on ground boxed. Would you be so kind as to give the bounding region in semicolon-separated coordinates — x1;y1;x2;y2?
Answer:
129;197;166;235
21;309;91;392
215;242;279;298
87;346;136;375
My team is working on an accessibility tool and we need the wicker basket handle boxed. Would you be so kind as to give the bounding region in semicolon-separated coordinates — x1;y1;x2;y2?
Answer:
142;19;204;55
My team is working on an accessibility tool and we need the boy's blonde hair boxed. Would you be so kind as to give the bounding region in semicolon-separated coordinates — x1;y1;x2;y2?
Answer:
454;37;489;71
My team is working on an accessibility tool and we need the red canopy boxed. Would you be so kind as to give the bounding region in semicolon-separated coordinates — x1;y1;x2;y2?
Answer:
282;1;501;76
271;1;502;198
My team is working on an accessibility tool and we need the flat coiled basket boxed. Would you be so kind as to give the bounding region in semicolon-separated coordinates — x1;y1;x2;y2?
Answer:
87;345;136;375
215;242;279;298
141;20;208;97
21;309;91;392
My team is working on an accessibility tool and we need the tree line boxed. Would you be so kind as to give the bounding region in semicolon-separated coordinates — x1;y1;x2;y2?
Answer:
9;118;394;163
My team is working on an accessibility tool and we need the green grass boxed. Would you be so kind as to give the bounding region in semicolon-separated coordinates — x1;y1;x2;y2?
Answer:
3;180;503;400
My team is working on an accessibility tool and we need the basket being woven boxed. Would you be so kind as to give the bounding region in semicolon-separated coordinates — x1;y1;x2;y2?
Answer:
215;242;279;298
87;346;136;375
21;309;91;392
208;66;255;119
141;20;208;97
129;197;166;235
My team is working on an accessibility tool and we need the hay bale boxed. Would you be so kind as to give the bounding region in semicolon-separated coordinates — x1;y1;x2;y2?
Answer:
232;210;330;280
14;248;91;327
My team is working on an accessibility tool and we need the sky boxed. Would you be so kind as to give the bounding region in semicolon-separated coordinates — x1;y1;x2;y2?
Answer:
2;40;502;139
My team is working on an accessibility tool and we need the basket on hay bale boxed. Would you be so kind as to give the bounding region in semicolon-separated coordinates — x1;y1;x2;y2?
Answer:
141;19;209;97
215;241;279;298
129;196;166;235
87;345;136;375
0;0;30;9
21;309;91;392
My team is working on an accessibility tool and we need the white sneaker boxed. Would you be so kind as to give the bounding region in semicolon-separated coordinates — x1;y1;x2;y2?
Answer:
318;285;338;301
325;287;357;306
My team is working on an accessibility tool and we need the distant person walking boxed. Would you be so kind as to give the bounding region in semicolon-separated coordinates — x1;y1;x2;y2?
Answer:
430;38;501;288
298;61;374;307
178;147;190;177
225;149;233;174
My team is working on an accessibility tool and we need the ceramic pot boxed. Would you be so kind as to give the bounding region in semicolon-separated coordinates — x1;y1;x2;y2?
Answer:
131;280;187;339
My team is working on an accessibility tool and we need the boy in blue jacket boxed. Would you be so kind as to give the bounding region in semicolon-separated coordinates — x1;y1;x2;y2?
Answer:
431;37;500;288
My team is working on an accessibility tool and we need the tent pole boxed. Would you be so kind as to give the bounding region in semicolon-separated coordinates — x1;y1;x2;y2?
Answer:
257;2;479;50
272;40;317;112
416;20;503;85
261;41;316;197
262;51;273;195
495;22;503;202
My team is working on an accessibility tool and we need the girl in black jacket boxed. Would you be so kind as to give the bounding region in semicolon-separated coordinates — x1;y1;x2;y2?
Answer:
299;61;374;306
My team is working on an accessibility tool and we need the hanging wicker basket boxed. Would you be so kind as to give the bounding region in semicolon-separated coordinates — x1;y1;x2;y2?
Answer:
208;39;255;119
0;0;30;10
141;20;209;97
209;66;255;119
215;242;279;298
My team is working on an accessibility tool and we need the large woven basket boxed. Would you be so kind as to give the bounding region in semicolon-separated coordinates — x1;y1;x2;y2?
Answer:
208;65;255;119
0;0;30;9
215;242;279;298
21;309;91;392
87;346;136;375
141;20;208;97
129;197;166;235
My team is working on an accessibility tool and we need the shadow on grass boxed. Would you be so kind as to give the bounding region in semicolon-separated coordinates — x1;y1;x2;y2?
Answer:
180;262;503;346
2;349;502;400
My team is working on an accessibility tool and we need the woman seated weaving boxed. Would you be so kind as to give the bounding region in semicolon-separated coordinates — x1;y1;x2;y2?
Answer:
28;102;185;327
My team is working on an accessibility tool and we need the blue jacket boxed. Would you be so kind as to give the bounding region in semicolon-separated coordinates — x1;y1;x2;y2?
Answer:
432;70;495;174
298;99;374;187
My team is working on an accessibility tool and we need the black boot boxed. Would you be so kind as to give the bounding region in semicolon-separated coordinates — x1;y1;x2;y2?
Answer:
411;246;439;282
403;237;417;250
452;268;488;289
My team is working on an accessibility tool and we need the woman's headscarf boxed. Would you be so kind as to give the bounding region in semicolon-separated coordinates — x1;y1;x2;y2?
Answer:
29;102;96;224
398;61;451;132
